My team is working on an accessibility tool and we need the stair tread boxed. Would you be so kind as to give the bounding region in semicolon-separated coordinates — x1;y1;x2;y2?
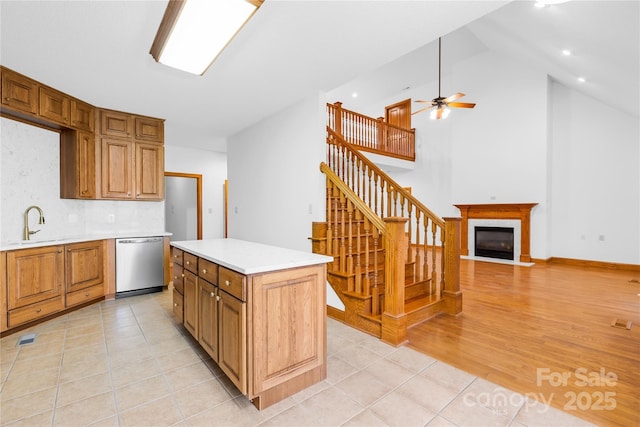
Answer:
404;294;441;313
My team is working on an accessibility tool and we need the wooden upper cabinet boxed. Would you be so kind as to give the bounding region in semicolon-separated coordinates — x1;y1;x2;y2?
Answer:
1;67;38;115
101;110;133;139
70;99;95;132
135;116;164;143
101;138;134;199
60;130;97;199
39;86;70;126
135;142;164;200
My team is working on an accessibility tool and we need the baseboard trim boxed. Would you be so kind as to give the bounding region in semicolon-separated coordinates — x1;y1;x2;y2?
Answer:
326;305;345;322
532;257;640;272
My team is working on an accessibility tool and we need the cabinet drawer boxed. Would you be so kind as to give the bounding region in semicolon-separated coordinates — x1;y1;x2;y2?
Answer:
219;267;246;302
8;296;64;328
183;252;198;274
172;247;183;265
173;263;184;294
66;283;104;307
199;258;218;285
173;288;183;323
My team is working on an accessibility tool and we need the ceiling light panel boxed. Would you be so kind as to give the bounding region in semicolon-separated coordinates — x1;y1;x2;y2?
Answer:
152;0;258;75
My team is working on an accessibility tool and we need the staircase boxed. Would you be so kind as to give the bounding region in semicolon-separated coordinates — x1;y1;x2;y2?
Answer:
311;103;462;346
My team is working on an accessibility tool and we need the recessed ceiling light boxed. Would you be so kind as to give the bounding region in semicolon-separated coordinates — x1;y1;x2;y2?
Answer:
577;77;586;83
562;49;572;56
352;92;358;98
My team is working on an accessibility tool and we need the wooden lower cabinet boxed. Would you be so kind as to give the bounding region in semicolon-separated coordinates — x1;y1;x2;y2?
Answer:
174;246;327;410
183;270;198;338
218;289;246;394
198;279;219;361
3;241;106;332
7;245;65;323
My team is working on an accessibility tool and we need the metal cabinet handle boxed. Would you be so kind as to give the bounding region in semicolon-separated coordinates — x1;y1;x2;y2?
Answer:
210;292;215;297
225;280;231;286
186;261;190;265
216;295;221;301
36;308;42;313
202;268;207;274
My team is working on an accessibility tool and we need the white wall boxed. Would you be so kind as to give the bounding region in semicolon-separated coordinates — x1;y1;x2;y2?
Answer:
0;117;165;243
451;51;549;258
164;145;228;239
549;81;640;264
226;94;327;252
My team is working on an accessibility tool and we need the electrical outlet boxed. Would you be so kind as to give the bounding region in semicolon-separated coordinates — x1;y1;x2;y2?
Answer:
107;214;115;224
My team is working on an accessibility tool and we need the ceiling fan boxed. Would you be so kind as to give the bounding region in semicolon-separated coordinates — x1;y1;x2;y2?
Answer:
412;37;476;120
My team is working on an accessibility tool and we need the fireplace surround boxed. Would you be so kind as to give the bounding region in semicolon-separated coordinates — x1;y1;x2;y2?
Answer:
454;203;537;263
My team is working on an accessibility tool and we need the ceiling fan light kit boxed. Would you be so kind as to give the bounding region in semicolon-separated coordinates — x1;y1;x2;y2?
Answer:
413;37;476;120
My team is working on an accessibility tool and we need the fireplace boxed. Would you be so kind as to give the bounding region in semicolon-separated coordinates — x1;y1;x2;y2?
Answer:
454;203;537;263
474;226;514;260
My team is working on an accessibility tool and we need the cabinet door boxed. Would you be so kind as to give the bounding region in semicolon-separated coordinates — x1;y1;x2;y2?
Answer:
60;130;96;199
135;142;164;200
65;241;104;294
1;68;38;114
183;270;198;338
38;86;70;126
7;246;65;310
134;116;164;143
198;280;218;361
100;110;132;139
218;290;247;394
70;99;95;132
250;266;326;396
101;138;133;199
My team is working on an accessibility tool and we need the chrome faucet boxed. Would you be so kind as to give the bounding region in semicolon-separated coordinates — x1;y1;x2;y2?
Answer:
23;205;45;240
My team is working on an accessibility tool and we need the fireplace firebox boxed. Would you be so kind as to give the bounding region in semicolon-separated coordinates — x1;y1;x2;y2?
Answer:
474;226;514;260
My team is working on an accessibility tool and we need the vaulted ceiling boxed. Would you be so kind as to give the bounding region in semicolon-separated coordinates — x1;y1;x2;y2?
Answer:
1;1;637;152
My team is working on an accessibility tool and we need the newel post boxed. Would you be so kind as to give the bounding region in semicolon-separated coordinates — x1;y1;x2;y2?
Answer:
381;216;408;346
333;102;343;136
376;117;385;151
442;217;462;315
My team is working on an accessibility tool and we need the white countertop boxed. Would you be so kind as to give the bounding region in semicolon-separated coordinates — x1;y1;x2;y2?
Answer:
0;231;171;251
171;238;333;275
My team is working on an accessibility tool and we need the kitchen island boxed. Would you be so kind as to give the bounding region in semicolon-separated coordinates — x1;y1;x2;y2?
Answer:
170;238;332;410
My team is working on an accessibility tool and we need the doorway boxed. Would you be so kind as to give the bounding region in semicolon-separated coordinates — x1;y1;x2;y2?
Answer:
164;172;202;240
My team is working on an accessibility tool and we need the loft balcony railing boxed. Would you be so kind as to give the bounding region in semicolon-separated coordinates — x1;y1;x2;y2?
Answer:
327;102;415;161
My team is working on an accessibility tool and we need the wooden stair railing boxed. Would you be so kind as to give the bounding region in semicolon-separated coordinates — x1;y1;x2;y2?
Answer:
327;102;416;161
313;126;462;345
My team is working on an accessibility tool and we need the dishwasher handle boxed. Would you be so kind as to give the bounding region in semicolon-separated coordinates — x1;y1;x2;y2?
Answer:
117;237;163;244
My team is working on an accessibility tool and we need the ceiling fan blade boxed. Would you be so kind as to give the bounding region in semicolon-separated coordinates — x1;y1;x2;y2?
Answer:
411;105;435;115
448;102;476;109
443;92;465;103
414;100;435;104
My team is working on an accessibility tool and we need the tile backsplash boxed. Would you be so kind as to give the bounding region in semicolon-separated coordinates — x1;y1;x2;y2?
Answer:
0;117;165;242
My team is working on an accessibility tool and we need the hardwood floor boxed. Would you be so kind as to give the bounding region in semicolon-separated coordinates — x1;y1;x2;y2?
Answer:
407;259;640;427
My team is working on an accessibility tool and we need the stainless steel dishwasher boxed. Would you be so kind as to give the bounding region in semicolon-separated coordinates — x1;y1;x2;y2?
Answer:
115;236;164;298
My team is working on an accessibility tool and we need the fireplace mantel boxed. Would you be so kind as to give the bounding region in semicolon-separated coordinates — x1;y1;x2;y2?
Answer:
454;203;538;262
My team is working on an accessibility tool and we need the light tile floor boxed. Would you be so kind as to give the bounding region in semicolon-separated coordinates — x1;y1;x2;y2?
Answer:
0;289;595;427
